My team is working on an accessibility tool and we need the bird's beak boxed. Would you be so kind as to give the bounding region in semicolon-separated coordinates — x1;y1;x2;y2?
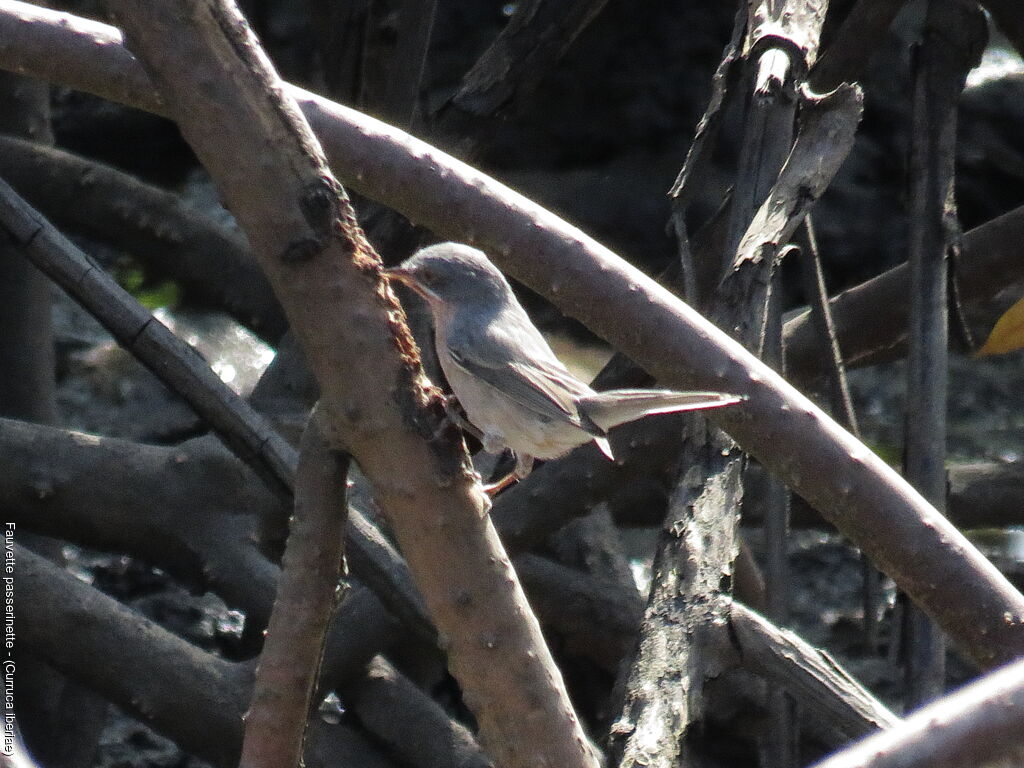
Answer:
384;267;436;301
384;266;418;291
383;266;414;283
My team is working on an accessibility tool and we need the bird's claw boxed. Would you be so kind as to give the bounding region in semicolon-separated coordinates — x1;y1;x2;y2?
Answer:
482;472;519;497
480;452;535;497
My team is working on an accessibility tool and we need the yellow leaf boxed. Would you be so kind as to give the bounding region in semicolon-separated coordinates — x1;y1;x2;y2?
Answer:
977;294;1024;357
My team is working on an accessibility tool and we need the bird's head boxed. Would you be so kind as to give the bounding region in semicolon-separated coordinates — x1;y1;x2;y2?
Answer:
386;242;511;314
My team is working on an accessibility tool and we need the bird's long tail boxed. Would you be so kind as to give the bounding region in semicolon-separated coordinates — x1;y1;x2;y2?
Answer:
580;389;743;432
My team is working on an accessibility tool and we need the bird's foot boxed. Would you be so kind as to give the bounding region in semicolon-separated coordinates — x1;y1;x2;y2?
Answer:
481;472;519;496
481;453;535;497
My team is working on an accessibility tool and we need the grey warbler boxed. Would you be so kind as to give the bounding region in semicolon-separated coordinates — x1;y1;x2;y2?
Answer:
386;242;742;492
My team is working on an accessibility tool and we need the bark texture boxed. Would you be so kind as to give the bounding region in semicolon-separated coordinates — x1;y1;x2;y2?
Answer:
106;2;599;766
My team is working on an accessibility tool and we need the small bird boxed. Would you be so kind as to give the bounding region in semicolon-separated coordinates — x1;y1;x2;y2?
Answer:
386;242;742;493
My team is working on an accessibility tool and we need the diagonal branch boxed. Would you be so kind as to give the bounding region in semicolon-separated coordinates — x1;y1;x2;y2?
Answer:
726;602;900;738
0;135;284;341
807;656;1024;768
0;176;295;501
785;203;1024;383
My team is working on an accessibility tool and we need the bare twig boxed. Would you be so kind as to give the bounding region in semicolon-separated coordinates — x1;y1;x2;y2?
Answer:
107;2;598;766
796;217;860;434
241;417;350;768
901;0;985;706
761;252;791;626
2;0;1024;669
762;256;797;768
797;216;882;652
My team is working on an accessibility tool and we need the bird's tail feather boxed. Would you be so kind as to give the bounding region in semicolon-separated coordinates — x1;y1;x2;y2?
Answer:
580;390;742;432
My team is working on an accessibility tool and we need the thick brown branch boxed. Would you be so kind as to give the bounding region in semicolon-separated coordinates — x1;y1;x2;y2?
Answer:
106;2;598;767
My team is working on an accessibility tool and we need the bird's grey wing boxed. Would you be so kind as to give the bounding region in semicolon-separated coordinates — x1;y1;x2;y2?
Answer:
446;337;600;433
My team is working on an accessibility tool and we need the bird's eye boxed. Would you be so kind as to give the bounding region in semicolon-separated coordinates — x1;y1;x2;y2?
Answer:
419;268;438;285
